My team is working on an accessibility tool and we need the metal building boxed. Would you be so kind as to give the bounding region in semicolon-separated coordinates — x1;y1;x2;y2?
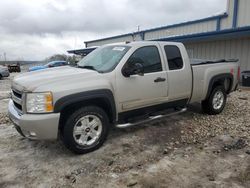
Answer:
82;0;250;71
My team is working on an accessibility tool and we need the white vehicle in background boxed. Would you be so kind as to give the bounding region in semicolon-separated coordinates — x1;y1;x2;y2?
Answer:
8;41;239;154
0;65;10;79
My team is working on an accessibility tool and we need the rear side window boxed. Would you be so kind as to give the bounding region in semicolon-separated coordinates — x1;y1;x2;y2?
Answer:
127;46;162;74
164;45;183;70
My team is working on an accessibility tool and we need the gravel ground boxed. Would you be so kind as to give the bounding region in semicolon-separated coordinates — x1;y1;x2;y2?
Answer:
0;73;249;188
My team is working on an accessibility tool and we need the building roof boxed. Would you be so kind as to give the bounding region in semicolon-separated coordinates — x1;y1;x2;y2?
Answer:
84;13;228;45
83;0;247;47
67;47;97;56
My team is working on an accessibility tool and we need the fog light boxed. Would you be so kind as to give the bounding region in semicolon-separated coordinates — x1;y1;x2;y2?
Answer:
29;131;37;137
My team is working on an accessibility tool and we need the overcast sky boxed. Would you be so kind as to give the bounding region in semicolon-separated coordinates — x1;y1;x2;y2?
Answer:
0;0;227;61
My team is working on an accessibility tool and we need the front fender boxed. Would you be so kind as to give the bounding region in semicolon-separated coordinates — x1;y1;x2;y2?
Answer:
54;89;116;122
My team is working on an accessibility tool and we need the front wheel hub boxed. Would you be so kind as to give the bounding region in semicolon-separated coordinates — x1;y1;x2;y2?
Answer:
73;115;103;146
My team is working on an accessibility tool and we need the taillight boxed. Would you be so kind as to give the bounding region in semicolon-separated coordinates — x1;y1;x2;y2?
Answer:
230;68;234;75
237;66;240;81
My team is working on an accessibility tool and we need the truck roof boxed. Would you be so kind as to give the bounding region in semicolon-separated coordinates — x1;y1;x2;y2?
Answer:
104;41;183;47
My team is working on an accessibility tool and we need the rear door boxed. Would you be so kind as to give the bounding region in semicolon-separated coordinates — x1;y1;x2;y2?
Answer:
115;45;168;112
159;44;192;102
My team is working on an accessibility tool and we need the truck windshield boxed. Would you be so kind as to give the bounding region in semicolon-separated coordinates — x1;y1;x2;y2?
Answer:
77;45;131;73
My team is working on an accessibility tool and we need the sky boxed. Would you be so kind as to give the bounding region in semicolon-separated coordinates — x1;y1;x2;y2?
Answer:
0;0;227;61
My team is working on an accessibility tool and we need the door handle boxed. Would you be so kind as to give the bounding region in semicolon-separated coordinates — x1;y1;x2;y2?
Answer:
154;77;166;83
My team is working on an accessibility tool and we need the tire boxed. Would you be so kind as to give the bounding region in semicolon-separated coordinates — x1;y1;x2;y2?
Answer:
201;85;227;115
62;106;109;154
0;74;2;80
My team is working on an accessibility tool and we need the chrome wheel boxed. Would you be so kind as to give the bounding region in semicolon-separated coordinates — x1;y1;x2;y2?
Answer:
73;115;102;146
212;91;224;110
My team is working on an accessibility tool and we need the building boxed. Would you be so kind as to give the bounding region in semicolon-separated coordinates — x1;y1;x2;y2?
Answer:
76;0;250;71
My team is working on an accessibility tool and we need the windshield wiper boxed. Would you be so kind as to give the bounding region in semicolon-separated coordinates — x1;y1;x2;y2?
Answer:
78;65;98;72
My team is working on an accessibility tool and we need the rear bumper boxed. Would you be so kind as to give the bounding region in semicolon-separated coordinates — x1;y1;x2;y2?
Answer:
8;100;60;140
1;71;9;77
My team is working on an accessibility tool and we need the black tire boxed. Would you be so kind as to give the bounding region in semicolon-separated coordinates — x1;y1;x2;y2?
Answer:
0;74;2;80
201;85;227;115
62;106;109;154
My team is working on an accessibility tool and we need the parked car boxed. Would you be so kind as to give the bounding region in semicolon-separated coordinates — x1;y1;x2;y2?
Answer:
8;64;21;73
8;41;239;154
0;65;10;79
28;61;68;71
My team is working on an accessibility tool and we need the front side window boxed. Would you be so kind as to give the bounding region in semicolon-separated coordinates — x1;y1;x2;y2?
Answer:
126;46;162;74
164;45;183;70
78;45;131;73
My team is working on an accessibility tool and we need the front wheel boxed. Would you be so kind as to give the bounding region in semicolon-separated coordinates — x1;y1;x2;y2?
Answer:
62;106;109;154
201;85;227;115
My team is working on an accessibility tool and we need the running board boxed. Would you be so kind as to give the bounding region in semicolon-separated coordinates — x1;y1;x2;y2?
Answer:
116;108;187;128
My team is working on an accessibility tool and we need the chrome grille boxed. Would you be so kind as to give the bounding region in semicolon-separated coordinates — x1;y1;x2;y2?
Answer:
11;88;23;112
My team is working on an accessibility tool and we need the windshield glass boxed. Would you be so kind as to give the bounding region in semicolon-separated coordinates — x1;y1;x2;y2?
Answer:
77;45;131;73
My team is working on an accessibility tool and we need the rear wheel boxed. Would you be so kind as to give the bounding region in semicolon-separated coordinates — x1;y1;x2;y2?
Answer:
0;74;2;80
202;85;227;115
62;106;109;154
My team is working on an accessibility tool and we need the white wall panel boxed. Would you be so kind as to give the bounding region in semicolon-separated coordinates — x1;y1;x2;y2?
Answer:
144;20;217;40
220;0;234;30
237;0;250;27
185;37;250;70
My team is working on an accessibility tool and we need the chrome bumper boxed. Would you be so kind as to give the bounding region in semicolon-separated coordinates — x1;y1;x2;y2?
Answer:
8;100;60;140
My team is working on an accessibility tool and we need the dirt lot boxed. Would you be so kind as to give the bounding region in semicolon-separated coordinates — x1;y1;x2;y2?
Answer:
0;73;250;188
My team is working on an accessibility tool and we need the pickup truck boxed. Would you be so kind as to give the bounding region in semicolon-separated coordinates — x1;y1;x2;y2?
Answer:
8;41;239;154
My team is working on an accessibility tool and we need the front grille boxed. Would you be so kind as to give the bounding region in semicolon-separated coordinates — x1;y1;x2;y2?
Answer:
12;90;22;98
13;101;22;111
11;89;23;112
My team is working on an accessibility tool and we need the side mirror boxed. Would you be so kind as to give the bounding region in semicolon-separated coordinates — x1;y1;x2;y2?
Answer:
123;63;144;77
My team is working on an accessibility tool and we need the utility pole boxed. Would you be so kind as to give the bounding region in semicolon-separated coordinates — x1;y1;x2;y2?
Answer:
137;25;140;32
3;52;6;62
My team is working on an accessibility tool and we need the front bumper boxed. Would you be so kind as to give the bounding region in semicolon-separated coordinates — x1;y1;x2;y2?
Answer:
8;100;60;140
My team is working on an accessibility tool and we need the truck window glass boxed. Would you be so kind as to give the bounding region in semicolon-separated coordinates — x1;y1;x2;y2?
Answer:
164;45;183;70
127;46;162;74
78;45;130;73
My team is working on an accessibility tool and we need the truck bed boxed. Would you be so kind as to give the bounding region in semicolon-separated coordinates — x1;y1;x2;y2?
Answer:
189;59;239;103
190;59;238;66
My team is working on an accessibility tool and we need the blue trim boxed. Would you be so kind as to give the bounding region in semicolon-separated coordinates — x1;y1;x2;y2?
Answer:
85;13;228;44
75;27;250;56
232;0;239;28
216;17;221;31
140;32;145;40
142;13;227;33
153;26;250;42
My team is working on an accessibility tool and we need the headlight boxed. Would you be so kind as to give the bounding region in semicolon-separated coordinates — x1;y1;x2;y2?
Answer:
26;92;53;113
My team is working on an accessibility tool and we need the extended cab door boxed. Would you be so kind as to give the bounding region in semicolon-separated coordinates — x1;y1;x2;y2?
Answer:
159;43;192;102
115;45;168;112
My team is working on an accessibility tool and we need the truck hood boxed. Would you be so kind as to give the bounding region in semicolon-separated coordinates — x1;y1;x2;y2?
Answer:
12;66;99;91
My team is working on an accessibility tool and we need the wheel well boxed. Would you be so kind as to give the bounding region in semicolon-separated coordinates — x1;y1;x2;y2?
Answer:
212;78;232;93
206;75;233;100
58;98;115;131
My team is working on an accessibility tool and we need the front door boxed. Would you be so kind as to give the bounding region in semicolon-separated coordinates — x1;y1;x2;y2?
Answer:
115;45;168;112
